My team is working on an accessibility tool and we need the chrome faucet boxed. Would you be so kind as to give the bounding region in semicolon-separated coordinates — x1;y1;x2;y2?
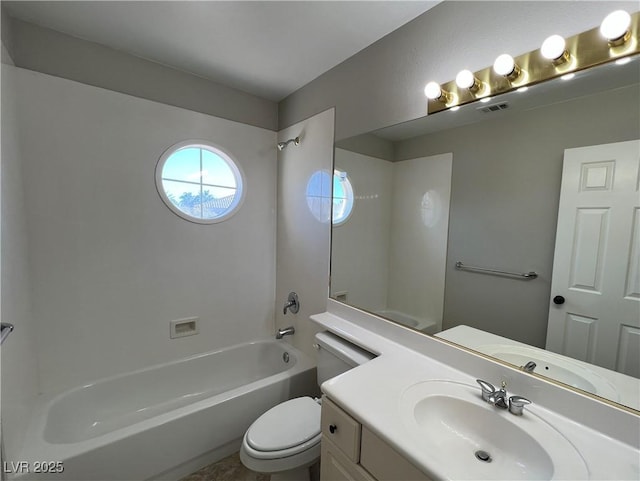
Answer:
477;379;507;407
283;292;300;315
276;326;295;339
490;383;509;409
522;361;536;373
476;379;531;414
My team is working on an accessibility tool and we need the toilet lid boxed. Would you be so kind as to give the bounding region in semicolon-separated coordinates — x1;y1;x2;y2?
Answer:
246;397;321;452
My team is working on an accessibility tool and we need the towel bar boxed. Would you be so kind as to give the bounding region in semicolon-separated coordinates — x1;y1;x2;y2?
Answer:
455;261;538;280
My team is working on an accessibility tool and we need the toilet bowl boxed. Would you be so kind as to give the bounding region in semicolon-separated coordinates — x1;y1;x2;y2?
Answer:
240;397;321;481
240;331;375;481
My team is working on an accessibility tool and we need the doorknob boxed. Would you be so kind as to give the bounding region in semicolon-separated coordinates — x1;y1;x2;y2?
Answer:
553;295;565;305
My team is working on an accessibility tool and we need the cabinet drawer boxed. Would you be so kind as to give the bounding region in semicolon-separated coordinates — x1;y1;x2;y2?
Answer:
360;427;432;481
321;397;362;462
321;436;376;481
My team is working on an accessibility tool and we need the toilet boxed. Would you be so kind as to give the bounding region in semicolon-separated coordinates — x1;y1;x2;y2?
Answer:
240;331;375;481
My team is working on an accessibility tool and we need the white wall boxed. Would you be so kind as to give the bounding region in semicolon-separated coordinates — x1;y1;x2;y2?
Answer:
1;67;40;460
332;148;392;312
275;109;334;359
387;154;452;331
11;67;277;394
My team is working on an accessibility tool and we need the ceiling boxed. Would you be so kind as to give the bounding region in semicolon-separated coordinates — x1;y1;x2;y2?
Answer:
3;1;439;102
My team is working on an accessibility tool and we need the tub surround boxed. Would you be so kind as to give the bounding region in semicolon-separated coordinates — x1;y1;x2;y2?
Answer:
312;300;640;479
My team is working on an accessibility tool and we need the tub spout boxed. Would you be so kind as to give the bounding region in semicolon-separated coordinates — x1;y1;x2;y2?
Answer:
276;326;295;339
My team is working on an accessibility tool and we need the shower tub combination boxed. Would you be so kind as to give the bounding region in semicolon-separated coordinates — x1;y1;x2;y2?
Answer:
15;340;316;481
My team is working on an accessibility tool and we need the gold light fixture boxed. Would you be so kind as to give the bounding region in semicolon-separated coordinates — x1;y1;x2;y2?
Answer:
455;69;483;94
424;82;452;104
425;11;639;115
540;35;571;65
493;54;522;82
600;10;632;46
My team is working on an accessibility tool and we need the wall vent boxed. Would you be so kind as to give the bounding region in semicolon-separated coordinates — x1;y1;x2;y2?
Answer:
478;102;510;113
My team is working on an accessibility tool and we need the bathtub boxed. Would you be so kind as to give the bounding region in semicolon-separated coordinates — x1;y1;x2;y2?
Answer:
375;309;438;334
13;340;316;481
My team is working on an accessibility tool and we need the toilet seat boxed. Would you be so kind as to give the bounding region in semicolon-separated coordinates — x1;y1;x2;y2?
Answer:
244;397;321;459
242;431;321;460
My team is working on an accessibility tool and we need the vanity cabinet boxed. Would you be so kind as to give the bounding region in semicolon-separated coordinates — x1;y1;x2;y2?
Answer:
320;397;432;481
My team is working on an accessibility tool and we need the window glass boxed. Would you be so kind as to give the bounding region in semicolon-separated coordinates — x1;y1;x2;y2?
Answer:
156;142;244;224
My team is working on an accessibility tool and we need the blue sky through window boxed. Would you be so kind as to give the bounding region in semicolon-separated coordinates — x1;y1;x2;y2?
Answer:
159;145;240;221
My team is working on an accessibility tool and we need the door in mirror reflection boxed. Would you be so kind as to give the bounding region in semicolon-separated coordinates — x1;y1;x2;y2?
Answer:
547;140;640;377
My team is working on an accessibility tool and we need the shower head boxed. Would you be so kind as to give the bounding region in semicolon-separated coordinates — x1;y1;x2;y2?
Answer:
277;136;300;151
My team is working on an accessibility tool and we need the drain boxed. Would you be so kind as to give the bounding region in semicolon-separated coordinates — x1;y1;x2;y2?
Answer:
283;352;290;363
475;450;492;463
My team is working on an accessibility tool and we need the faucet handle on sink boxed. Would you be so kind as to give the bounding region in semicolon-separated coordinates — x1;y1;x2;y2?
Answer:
509;395;532;415
476;379;495;402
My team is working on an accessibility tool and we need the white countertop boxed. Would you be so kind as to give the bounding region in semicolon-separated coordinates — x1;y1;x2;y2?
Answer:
313;311;640;481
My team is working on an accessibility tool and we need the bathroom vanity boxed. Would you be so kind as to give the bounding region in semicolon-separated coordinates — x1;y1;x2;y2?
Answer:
312;306;640;481
321;397;430;481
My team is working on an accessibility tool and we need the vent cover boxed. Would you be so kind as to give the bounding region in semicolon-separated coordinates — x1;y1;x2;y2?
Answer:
478;102;510;113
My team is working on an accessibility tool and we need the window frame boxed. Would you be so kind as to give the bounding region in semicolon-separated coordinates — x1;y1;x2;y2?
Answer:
331;169;354;226
155;140;245;224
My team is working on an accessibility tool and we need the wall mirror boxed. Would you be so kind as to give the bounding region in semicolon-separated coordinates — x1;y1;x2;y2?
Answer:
330;54;640;411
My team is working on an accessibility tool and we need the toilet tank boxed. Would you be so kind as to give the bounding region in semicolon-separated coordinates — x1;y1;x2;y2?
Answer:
315;331;376;385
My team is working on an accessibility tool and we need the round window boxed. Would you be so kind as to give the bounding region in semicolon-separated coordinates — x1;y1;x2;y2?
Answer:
155;141;244;224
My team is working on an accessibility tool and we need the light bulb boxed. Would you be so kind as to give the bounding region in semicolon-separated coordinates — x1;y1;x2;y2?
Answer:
424;82;442;100
424;81;452;103
480;97;492;103
450;106;460;112
600;10;631;44
616;57;632;65
517;86;529;93
541;35;568;61
455;69;475;89
493;54;516;76
561;73;575;81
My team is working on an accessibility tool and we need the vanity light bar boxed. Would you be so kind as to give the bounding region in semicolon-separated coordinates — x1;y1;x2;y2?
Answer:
426;10;639;115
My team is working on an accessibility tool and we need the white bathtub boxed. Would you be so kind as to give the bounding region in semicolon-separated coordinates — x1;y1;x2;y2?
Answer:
375;309;438;334
13;340;316;481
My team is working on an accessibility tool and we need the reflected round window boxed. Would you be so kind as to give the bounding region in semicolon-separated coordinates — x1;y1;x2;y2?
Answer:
305;169;354;225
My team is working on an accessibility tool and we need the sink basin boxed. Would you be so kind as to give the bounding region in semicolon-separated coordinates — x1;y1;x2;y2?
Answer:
399;381;588;480
478;344;620;401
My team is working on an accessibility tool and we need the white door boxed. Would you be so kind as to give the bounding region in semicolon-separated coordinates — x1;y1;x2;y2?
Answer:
546;140;640;377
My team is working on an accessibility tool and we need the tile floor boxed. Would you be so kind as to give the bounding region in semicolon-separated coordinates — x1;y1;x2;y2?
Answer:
180;452;270;481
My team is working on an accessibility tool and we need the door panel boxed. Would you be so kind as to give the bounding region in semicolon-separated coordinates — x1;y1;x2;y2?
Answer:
547;140;640;376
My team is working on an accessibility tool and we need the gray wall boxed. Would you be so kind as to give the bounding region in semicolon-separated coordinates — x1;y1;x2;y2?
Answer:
392;84;640;347
279;1;638;139
5;16;277;131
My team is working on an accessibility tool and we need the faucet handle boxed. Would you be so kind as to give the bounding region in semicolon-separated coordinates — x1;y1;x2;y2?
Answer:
508;395;531;415
476;379;495;402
